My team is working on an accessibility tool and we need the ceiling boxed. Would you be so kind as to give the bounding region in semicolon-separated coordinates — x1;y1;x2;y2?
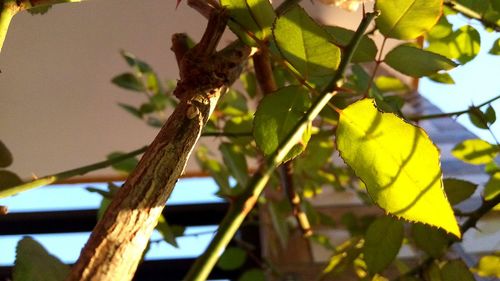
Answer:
0;0;400;181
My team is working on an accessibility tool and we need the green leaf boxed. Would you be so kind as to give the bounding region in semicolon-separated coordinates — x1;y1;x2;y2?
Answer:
217;247;247;270
253;86;312;162
484;172;500;201
485;105;496;124
240;72;257;98
139;103;155;114
120;50;153;73
375;0;442;39
118;103;143;119
470;107;490;129
218;89;248;116
374;76;409;93
0;140;13;168
27;5;52;15
111;73;144;92
384;44;458;77
427;15;453;39
324;25;378;63
224;114;254;146
473;254;500;278
411;223;450;258
448;25;481;64
13;237;70;281
221;0;275;45
220;142;249;187
0;170;23;191
443;178;478;205
106;152;139;174
156;215;185;248
441;260;475;281
451;139;499;165
273;6;341;79
150;94;169;111
428;72;455;84
336;99;460;237
489;38;500;55
238;269;266;281
363;216;404;275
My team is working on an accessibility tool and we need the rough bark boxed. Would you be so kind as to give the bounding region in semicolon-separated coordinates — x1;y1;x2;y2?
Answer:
66;9;250;281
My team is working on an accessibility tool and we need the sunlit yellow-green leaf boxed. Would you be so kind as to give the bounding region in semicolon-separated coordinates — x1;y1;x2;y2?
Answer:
384;44;458;77
336;99;460;237
473;254;500;278
221;0;275;46
484;172;500;201
273;6;341;79
451;139;499;165
376;0;442;39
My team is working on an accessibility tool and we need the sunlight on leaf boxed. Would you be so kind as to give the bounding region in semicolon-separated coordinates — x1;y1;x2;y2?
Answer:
336;99;460;237
221;0;275;45
484;172;500;201
489;38;500;55
376;0;442;40
273;6;341;79
324;25;378;63
473;254;500;278
384;44;458;77
451;139;499;165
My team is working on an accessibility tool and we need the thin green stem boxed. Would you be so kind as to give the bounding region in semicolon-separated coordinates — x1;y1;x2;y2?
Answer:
0;146;147;198
444;0;500;32
183;11;379;281
409;94;500;121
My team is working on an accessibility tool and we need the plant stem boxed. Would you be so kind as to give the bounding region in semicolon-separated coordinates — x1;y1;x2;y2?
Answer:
0;1;18;53
444;0;500;32
183;11;379;281
0;146;147;198
393;192;500;281
409;94;500;121
0;0;84;53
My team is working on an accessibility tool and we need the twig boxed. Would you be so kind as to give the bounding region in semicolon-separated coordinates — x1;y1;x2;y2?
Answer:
393;192;500;281
409;94;500;121
444;0;500;32
253;47;313;237
67;9;251;281
183;11;379;281
0;146;148;199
